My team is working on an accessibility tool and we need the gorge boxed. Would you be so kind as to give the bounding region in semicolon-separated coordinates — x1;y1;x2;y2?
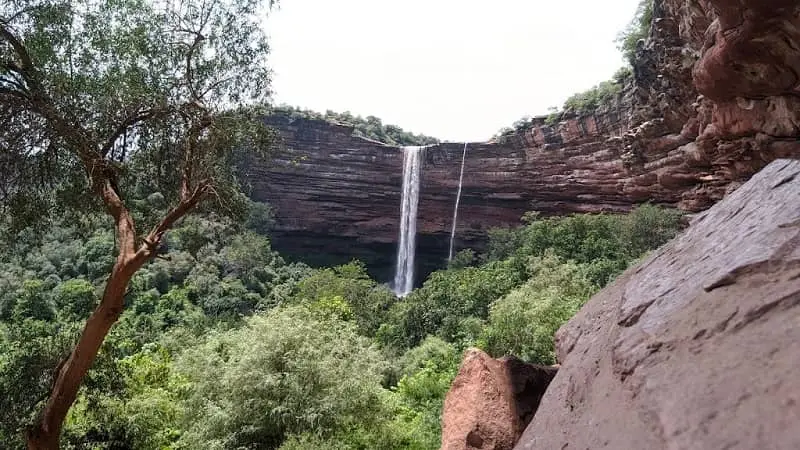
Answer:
242;0;800;287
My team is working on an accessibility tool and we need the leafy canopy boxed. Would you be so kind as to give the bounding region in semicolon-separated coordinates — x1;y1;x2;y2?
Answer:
1;0;277;231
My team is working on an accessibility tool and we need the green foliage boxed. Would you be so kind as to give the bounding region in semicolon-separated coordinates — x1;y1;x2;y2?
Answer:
544;112;561;126
0;191;682;449
63;344;189;450
617;0;654;64
245;201;276;235
53;280;98;323
177;305;388;449
447;248;476;269
0;210;311;446
379;259;524;349
296;262;397;337
0;292;77;446
562;79;624;115
479;253;596;364
1;0;278;230
486;205;682;285
273;106;439;146
280;338;460;450
622;203;684;257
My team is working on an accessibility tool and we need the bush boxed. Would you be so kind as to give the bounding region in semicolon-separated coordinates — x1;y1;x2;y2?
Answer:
563;79;623;115
295;261;397;336
617;0;654;64
176;306;388;449
388;259;525;348
480;253;597;364
622;203;683;257
485;205;683;285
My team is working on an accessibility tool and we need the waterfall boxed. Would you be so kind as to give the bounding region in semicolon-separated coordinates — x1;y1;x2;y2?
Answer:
448;143;468;262
393;146;424;297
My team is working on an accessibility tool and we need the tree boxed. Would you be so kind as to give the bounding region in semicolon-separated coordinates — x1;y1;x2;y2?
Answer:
616;0;653;64
1;0;276;446
177;306;387;449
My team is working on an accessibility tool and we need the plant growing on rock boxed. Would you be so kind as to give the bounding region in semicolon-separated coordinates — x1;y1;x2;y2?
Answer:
616;0;654;64
0;0;276;446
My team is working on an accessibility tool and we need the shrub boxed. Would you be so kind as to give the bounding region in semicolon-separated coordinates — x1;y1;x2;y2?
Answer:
563;79;623;115
480;253;597;364
617;0;654;64
177;306;388;449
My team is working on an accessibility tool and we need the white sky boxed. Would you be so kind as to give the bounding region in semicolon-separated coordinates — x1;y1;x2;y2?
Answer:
264;0;639;142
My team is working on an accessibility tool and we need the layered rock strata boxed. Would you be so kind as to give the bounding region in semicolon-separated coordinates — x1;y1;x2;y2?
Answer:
245;0;800;281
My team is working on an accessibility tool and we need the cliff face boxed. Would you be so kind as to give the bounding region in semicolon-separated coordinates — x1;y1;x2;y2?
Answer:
515;158;800;450
245;0;800;282
248;112;659;281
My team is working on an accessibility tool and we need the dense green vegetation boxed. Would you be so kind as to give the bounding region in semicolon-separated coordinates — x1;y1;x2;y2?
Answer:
0;203;682;448
560;66;632;116
1;0;681;447
2;0;280;444
273;105;440;146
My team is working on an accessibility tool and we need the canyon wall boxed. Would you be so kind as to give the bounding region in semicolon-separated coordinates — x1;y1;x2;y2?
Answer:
244;0;800;282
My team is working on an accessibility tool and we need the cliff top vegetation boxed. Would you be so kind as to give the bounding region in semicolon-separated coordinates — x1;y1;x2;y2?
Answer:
272;105;440;146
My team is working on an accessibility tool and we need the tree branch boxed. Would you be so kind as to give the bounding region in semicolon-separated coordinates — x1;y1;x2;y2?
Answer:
0;5;40;25
136;180;210;261
185;32;205;103
0;22;34;72
0;85;29;101
100;107;169;156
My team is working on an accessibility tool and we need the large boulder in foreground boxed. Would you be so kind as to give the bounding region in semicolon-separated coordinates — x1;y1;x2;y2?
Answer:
441;349;557;450
517;159;800;449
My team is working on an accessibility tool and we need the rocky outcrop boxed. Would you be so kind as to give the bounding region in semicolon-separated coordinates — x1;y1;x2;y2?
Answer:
441;349;558;450
515;159;800;449
245;0;800;282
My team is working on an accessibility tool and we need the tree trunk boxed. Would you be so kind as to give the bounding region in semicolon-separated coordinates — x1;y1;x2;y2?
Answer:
24;168;206;448
25;258;141;449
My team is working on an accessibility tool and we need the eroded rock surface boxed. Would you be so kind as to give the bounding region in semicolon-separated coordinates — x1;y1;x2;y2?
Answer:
516;159;800;450
441;349;557;450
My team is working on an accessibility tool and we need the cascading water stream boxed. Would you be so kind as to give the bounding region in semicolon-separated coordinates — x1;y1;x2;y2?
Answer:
448;143;468;262
393;146;424;297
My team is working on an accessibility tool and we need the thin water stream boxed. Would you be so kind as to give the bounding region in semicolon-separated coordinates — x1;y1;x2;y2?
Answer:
448;143;468;262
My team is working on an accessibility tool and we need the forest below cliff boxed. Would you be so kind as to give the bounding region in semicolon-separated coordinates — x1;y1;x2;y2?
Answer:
0;0;685;447
0;199;682;449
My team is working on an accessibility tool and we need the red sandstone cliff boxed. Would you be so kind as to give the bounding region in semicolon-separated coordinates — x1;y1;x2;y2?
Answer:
244;0;800;279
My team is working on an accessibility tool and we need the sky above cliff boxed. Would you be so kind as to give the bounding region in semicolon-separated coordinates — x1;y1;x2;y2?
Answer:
265;0;641;142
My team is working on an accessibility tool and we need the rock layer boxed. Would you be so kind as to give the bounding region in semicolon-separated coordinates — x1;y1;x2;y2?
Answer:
245;0;800;282
516;159;800;449
441;349;558;450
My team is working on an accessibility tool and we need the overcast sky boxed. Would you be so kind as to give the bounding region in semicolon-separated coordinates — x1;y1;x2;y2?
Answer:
264;0;640;142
